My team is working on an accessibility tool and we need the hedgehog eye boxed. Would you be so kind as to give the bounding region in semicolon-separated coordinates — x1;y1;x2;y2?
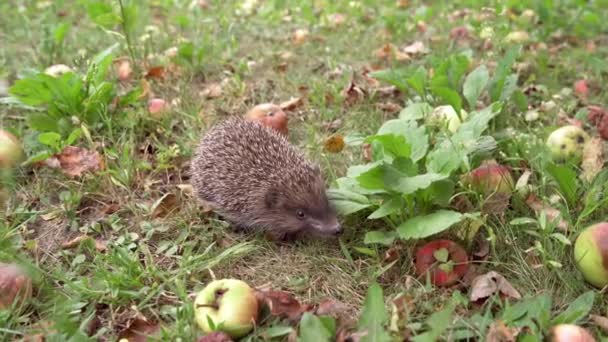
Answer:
267;111;275;117
296;209;305;219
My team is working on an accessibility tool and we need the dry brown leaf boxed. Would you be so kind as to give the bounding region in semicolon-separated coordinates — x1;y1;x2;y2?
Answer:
314;299;349;321
588;106;608;140
0;263;33;310
470;271;521;302
145;66;166;79
383;245;401;263
450;26;471;42
376;102;401;113
151;193;180;218
324;134;345;153
62;235;107;253
117;317;160;342
279;97;303;111
525;194;568;232
255;289;312;322
582;138;604;182
52;146;104;177
373;43;395;60
200;83;223;99
402;41;428;55
590;314;608;334
341;80;366;106
197;332;233;342
485;320;521;342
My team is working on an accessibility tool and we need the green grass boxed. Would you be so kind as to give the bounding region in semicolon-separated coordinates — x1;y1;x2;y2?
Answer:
2;0;608;340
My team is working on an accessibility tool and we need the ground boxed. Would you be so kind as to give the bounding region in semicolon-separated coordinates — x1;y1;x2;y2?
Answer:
1;0;608;341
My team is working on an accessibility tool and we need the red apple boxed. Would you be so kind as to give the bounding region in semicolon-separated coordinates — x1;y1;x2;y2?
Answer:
574;222;608;288
148;98;167;118
0;263;33;310
549;324;596;342
415;239;469;287
462;162;514;197
0;129;24;169
574;80;589;99
244;103;288;136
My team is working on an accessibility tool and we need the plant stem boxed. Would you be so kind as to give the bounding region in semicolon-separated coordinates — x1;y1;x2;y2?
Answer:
117;0;137;63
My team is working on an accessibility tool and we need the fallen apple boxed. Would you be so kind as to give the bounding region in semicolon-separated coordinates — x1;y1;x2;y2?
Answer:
415;239;469;287
546;125;590;163
194;279;259;339
0;129;24;169
0;262;33;310
244;103;288;136
574;222;608;288
549;324;596;342
427;105;468;133
148;98;167;118
462;162;514;197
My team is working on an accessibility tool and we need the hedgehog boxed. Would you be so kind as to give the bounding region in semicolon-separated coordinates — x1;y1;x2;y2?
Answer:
191;117;342;241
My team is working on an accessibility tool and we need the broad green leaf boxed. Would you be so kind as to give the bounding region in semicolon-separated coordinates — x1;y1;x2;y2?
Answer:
53;22;70;45
499;74;518;101
462;65;489;108
551;291;595;325
419;179;455;207
356;164;386;190
431;86;462;114
390;173;448;195
336;177;386;195
8;74;55;106
365;134;411;161
489;46;520;101
38;132;62;149
406;67;427;96
364;231;397;245
397;210;464;239
327;188;372;215
368;69;408;93
546;163;578;206
368;197;403;219
347;161;382;178
28;113;61;132
399;102;433;121
377;119;428;162
501;293;552;332
298;313;334;342
265;326;294;338
357;283;390;342
412;305;455;342
510;217;537;226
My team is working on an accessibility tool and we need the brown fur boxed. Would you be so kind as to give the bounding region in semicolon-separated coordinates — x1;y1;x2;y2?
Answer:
191;117;341;241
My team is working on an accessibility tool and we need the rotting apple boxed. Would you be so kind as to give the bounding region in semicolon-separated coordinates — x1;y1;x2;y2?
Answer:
574;222;608;288
0;129;24;169
0;262;33;310
194;279;259;339
546;125;590;163
415;239;469;287
427;105;468;133
549;324;596;342
461;162;514;197
244;103;288;136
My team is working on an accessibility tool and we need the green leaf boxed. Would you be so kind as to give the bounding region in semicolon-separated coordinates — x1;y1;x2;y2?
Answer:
399;102;433;121
357;283;390;342
38;132;62;149
431;86;462;114
420;179;455;207
462;65;489;108
368;197;402;219
551;291;595;325
510;217;537;226
365;134;411;162
265;326;294;338
298;313;334;342
368;69;408;93
500;293;552;332
364;231;397;245
356;164;387;190
406;67;427;96
28;113;61;132
347;161;383;178
397;210;464;239
53;22;70;45
377;119;428;162
412;305;455;342
327;188;372;215
390;173;448;195
546;163;578;206
499;74;519;101
489;46;520;101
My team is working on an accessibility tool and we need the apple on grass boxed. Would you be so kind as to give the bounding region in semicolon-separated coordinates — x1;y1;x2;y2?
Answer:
574;222;608;288
549;324;596;342
546;125;590;163
0;262;33;310
462;161;514;197
194;279;259;339
0;129;24;169
414;239;469;287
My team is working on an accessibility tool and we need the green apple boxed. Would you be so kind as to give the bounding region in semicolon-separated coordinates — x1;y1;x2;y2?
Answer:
546;125;589;163
194;279;259;339
428;105;469;133
0;130;24;169
574;222;608;288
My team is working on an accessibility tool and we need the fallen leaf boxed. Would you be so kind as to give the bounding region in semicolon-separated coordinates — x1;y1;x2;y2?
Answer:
255;289;312;322
340;80;366;106
376;102;401;113
590;314;608;334
402;41;428;55
293;29;309;45
279;97;303;111
145;66;165;79
117;317;160;342
0;263;33;310
588;106;608;140
324;134;345;153
197;332;233;342
383;246;401;263
62;235;107;253
470;271;521;302
505;31;529;44
314;299;349;321
485;320;520;342
525;194;568;232
200;83;223;99
51;146;104;177
450;26;470;42
374;43;395;60
582;138;604;182
151;193;180;218
362;143;372;161
574;79;589;99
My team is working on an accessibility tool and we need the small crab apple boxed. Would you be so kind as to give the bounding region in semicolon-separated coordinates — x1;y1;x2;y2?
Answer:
415;239;469;287
549;324;596;342
244;103;288;136
0;263;33;310
0;129;24;169
546;125;590;163
574;222;608;288
462;161;514;197
194;279;259;339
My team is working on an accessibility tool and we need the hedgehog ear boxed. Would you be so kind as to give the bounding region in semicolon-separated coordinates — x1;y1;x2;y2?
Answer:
265;188;281;209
